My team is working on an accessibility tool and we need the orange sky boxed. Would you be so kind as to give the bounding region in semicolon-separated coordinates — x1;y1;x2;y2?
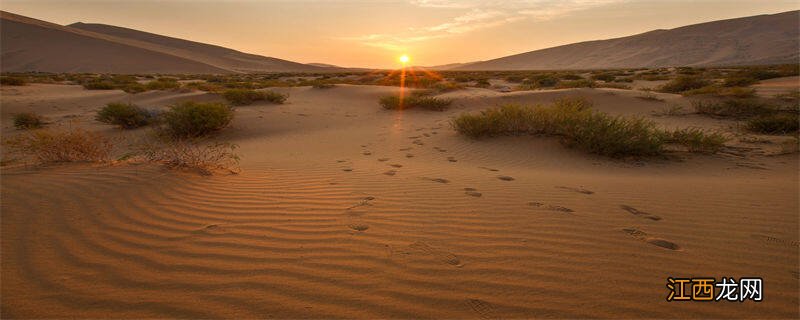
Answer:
1;0;797;68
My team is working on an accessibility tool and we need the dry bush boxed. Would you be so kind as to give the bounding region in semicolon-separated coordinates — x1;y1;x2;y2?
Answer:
4;128;113;163
135;139;241;175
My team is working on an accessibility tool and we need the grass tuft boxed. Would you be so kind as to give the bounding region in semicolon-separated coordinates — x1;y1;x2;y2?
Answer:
745;113;799;134
162;101;234;138
452;97;725;157
4;128;113;163
380;94;453;111
13;113;46;129
96;103;156;129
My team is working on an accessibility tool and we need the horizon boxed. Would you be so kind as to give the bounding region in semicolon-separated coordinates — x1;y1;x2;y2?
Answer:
1;0;798;69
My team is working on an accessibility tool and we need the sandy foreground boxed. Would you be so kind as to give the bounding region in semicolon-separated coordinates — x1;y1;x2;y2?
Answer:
1;84;798;319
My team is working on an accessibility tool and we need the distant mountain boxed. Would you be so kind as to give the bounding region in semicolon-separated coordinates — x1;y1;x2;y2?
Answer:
0;11;328;74
417;62;480;71
456;11;800;71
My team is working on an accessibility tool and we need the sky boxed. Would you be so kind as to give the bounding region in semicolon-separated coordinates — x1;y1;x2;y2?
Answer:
1;0;798;69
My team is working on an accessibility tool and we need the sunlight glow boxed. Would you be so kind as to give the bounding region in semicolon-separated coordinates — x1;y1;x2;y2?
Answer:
399;54;410;64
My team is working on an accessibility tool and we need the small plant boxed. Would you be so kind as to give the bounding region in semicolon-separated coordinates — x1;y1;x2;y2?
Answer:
475;79;491;88
13;113;46;129
746;113;799;134
263;90;288;104
162;101;234;138
723;76;758;87
658;76;711;93
4;128;113;163
222;89;265;105
1;76;27;86
96;103;155;129
693;99;775;118
556;79;595;89
312;83;335;89
380;95;453;111
663;128;727;153
83;80;116;90
452;97;726;157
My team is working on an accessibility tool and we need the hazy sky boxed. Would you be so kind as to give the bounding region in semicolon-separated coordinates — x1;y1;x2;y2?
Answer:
1;0;797;68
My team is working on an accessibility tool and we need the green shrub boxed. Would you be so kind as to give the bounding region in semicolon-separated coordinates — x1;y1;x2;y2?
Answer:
96;103;154;129
452;98;726;157
1;76;27;86
380;95;453;111
145;78;180;91
13;113;46;129
223;89;265;105
162;101;234;138
475;79;490;88
556;79;595;88
312;83;335;89
659;76;712;93
83;80;116;90
663;128;727;153
746;113;799;134
723;76;758;87
263;91;288;104
693;99;775;118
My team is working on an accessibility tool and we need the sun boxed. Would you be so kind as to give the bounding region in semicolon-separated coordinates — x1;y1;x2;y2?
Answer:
399;54;410;64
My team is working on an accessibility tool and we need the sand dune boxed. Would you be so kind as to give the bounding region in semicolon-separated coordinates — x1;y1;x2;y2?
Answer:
1;83;798;318
456;11;800;70
0;11;326;74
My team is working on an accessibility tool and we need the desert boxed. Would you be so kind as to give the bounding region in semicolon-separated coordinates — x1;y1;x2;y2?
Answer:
1;5;798;320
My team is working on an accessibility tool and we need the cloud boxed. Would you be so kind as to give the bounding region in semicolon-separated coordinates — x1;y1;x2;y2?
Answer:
343;0;624;50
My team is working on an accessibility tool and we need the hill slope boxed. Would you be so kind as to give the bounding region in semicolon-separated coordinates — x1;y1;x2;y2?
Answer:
456;11;799;71
0;11;325;73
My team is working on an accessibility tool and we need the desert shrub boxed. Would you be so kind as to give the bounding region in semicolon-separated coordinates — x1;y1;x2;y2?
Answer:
598;82;631;89
505;75;525;83
775;90;800;102
653;105;687;116
83;80;116;90
145;78;180;91
663;128;727;153
658;76;711;93
738;69;781;80
523;75;559;88
432;82;464;92
223;89;265;105
263;91;288;104
380;95;453;111
4;128;113;163
693;99;775;118
1;76;27;86
746;113;799;134
122;83;147;94
559;74;583;80
591;73;616;82
452;97;725;157
96;103;155;129
13;113;46;129
723;76;758;87
312;83;335;89
556;79;595;89
475;79;491;88
135;140;241;175
162;101;234;138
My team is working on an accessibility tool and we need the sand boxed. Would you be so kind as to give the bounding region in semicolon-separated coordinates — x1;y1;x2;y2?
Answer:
1;83;798;318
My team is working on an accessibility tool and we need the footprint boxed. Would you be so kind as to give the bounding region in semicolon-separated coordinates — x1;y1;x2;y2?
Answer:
620;205;661;221
413;139;424;146
407;241;463;267
408;136;420;139
347;196;375;210
342;168;353;172
390;164;403;168
399;147;412;151
336;159;348;163
465;299;495;320
349;224;369;232
424;177;450;184
497;175;514;181
622;228;680;250
447;157;458;162
750;234;800;248
528;202;574;213
383;170;397;176
464;188;482;197
377;158;390;162
556;186;594;194
433;147;447;152
197;224;227;235
362;151;372;156
406;153;415;158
